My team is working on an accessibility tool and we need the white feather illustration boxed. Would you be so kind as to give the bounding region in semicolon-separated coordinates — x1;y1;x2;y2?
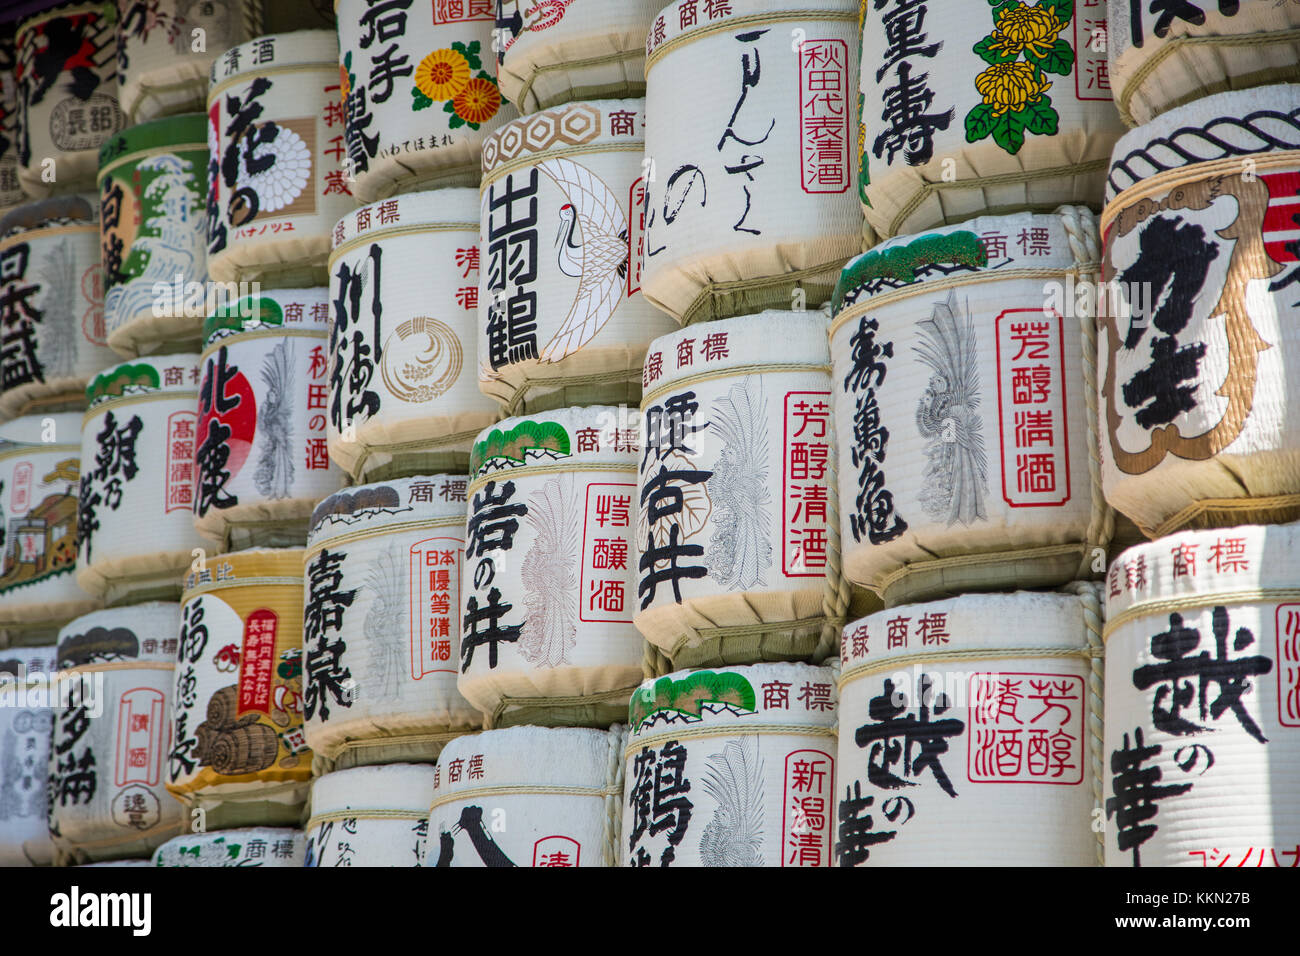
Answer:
253;339;294;499
708;376;772;590
518;474;580;668
363;543;406;703
34;239;78;379
699;736;765;866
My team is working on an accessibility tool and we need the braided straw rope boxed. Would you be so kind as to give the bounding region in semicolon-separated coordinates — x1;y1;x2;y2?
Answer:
603;724;628;867
1060;579;1106;867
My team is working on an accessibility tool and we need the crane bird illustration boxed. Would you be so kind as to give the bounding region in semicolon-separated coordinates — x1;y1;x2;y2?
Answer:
538;156;631;364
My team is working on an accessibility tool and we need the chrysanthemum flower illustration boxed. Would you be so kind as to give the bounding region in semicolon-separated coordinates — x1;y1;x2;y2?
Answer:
974;61;1051;116
988;3;1063;59
415;48;471;101
453;76;501;125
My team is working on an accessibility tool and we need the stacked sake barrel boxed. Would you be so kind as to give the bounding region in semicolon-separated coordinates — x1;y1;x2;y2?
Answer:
48;604;183;864
153;827;305;866
303;476;480;772
304;763;435;866
1103;526;1300;867
0;643;56;865
0;25;21;213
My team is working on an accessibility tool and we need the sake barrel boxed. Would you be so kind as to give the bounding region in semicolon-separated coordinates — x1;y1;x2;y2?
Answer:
194;287;345;550
304;475;480;772
304;763;435;866
48;604;183;864
336;0;514;203
76;355;205;603
167;548;312;829
115;0;259;124
0;644;56;866
829;207;1111;607
837;587;1103;865
0;427;98;637
1099;84;1300;538
622;662;837;867
1110;0;1300;127
0;27;23;212
205;30;353;286
326;188;498;481
493;0;660;113
0;195;114;421
425;724;625;866
0;410;80;443
478;99;673;414
1104;525;1300;867
152;827;305;866
461;406;644;728
634;312;845;669
856;0;1123;240
97;114;209;357
641;1;862;324
15;3;124;198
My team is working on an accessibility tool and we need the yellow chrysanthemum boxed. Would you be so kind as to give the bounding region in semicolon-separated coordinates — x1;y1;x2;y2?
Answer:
415;48;471;101
988;3;1063;59
975;61;1051;115
454;77;501;125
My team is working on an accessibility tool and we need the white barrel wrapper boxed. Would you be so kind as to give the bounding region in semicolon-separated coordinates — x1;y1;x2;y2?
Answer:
49;604;183;864
641;0;862;324
15;3;124;198
1103;525;1300;867
0;195;114;420
635;311;843;667
830;208;1108;606
152;827;305;866
115;0;259;124
623;662;837;867
195;288;345;550
1100;84;1300;538
304;475;481;771
425;724;625;867
858;0;1123;239
97;113;209;356
205;30;353;285
838;588;1103;865
493;0;660;113
304;762;435;866
76;354;205;603
0;28;22;211
327;188;498;481
0;644;56;866
336;0;515;203
0;428;98;634
0;411;81;443
1109;0;1300;127
461;406;645;728
478;98;673;414
167;549;311;828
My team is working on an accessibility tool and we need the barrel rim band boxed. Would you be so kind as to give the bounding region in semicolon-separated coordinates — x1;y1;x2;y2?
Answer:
1144;493;1300;541
627;722;836;758
1102;587;1300;641
84;389;198;423
200;326;328;360
208;61;340;101
305;515;464;555
498;366;640;419
829;264;1098;339
51;819;181;857
467;461;635;498
487;682;641;728
306;807;428;832
344;424;487;482
663;613;831;659
181;575;303;601
512;48;646;111
881;159;1109;239
328;221;480;262
1101;150;1300;231
17;2;113;34
839;644;1098;688
640;361;830;408
874;542;1093;597
0;223;97;252
672;258;848;327
322;728;470;761
55;660;176;676
1115;30;1300;127
0;442;79;461
644;9;856;73
98;142;208;181
481;142;644;190
428;782;620;813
